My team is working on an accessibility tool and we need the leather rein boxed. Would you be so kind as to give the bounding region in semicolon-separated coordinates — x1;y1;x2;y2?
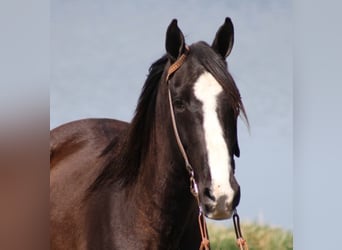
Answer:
165;46;248;250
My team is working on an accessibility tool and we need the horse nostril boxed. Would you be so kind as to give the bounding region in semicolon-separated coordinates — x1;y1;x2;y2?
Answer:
204;203;215;213
204;187;216;201
225;201;230;211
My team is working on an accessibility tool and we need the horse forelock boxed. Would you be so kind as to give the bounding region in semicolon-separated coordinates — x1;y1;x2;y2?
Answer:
190;42;247;123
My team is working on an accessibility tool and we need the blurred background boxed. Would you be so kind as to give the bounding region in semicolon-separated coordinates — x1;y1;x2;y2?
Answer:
2;0;341;249
50;0;292;230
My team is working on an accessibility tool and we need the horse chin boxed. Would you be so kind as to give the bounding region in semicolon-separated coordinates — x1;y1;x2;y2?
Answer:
204;210;233;220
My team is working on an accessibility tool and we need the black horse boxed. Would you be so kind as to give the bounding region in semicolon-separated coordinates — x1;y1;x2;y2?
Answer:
50;17;247;250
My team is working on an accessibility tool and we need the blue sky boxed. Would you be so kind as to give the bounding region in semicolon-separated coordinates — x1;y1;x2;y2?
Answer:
51;0;292;229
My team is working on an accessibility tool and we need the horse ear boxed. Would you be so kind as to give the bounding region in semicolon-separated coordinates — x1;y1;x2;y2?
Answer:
211;17;234;58
165;19;186;62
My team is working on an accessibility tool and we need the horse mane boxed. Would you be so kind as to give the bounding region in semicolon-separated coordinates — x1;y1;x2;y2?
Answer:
88;55;169;192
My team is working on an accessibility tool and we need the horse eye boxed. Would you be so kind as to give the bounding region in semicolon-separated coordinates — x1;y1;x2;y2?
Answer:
173;99;186;112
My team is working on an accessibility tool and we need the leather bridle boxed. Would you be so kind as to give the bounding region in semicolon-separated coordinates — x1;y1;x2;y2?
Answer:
165;45;248;250
166;45;210;250
165;46;198;197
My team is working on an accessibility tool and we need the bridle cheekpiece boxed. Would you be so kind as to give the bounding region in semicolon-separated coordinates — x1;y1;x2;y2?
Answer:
165;45;248;250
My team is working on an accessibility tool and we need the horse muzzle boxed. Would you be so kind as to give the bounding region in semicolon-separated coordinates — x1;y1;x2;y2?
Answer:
201;185;241;220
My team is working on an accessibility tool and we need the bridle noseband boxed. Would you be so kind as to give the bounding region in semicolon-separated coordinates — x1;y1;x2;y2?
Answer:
165;45;248;250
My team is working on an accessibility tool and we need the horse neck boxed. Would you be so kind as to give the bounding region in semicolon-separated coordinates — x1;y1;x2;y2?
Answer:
129;106;199;247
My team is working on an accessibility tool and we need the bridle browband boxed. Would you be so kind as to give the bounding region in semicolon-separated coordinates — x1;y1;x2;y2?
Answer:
165;45;248;250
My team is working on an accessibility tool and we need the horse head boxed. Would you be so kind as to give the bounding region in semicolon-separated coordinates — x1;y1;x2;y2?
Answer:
162;18;246;220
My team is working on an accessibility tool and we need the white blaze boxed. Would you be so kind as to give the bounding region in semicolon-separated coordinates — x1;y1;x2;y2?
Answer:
193;72;234;204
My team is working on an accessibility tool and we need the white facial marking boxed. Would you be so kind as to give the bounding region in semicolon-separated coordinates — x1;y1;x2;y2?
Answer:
193;72;235;205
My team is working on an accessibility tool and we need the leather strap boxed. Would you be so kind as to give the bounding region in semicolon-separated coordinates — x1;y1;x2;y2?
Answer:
166;45;210;250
